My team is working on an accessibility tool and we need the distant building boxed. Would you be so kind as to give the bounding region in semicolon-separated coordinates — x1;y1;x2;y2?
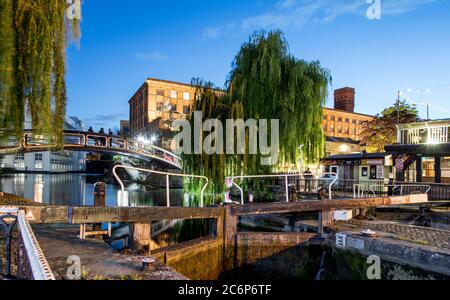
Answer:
385;119;450;183
0;116;86;173
322;87;374;156
322;152;394;181
128;78;197;150
119;120;130;137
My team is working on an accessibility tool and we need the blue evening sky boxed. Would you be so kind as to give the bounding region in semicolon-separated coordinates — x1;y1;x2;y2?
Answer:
66;0;450;131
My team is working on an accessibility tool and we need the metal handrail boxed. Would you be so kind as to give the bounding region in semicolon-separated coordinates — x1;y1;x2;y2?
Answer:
63;133;86;148
17;210;55;280
227;172;338;205
112;165;209;207
368;184;431;197
3;130;182;168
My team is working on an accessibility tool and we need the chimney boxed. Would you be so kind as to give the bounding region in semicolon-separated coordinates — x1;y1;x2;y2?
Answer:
334;87;355;113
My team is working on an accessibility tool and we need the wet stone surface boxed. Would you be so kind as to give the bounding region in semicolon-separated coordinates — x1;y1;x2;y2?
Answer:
33;224;187;280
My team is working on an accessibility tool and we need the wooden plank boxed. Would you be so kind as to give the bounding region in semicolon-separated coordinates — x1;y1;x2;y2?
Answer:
235;195;427;216
70;206;224;224
0;205;223;224
19;206;69;224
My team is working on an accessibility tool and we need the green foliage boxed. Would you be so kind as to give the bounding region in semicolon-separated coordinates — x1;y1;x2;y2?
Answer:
227;30;331;167
360;100;418;152
0;0;80;142
182;31;331;201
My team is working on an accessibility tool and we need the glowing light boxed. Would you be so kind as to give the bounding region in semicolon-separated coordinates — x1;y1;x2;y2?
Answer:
339;144;350;153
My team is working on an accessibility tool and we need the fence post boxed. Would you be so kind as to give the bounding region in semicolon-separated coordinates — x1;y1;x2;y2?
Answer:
223;204;238;271
318;210;334;235
130;223;152;252
285;176;289;202
166;174;170;207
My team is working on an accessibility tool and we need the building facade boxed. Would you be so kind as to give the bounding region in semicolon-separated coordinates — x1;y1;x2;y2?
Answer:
322;88;374;156
119;120;130;137
129;78;197;149
322;153;394;181
385;119;450;183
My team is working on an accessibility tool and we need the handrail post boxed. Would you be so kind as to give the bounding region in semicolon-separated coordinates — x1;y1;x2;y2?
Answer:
285;175;289;203
166;174;170;207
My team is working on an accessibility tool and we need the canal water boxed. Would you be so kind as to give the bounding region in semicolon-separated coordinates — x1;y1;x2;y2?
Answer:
0;173;209;250
0;173;185;207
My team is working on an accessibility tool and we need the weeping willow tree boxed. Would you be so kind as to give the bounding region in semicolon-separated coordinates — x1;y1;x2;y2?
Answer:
183;31;331;202
0;0;80;143
227;30;331;171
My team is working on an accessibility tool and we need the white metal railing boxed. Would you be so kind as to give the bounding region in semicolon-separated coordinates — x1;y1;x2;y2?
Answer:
368;184;431;197
226;172;338;205
112;165;209;207
17;210;55;280
353;183;431;198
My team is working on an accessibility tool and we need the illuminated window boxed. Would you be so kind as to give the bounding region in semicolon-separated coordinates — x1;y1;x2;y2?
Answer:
183;92;190;101
35;162;43;169
170;90;177;98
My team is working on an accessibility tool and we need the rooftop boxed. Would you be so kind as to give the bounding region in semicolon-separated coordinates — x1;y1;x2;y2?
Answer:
323;152;389;160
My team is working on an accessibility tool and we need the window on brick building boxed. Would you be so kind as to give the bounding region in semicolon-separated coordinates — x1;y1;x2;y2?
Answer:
157;101;164;111
183;105;190;114
338;117;342;122
170;90;177;98
183;92;190;100
157;89;164;96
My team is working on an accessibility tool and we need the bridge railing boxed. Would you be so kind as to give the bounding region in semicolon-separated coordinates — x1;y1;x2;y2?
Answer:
0;209;55;280
8;130;182;168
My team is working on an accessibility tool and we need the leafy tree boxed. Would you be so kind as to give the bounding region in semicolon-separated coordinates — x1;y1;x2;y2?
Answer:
360;101;418;152
0;0;80;142
183;31;331;200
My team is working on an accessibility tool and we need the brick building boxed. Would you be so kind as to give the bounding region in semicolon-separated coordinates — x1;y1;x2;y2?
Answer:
128;78;197;149
322;87;374;156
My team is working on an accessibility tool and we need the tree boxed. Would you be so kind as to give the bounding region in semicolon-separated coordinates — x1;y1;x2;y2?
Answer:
360;101;418;152
182;31;331;201
0;0;80;142
227;30;331;169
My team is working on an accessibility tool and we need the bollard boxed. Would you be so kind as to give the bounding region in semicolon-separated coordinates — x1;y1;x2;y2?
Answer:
93;183;107;236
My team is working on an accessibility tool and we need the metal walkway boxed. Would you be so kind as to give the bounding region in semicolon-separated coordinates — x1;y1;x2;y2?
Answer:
0;130;181;169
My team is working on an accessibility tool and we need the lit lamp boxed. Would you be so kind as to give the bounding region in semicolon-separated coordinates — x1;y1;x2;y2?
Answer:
339;144;350;153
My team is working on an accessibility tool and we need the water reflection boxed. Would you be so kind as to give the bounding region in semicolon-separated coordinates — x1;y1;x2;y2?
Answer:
0;173;184;207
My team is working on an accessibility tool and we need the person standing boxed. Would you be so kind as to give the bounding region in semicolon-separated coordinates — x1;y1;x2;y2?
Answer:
303;168;313;192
